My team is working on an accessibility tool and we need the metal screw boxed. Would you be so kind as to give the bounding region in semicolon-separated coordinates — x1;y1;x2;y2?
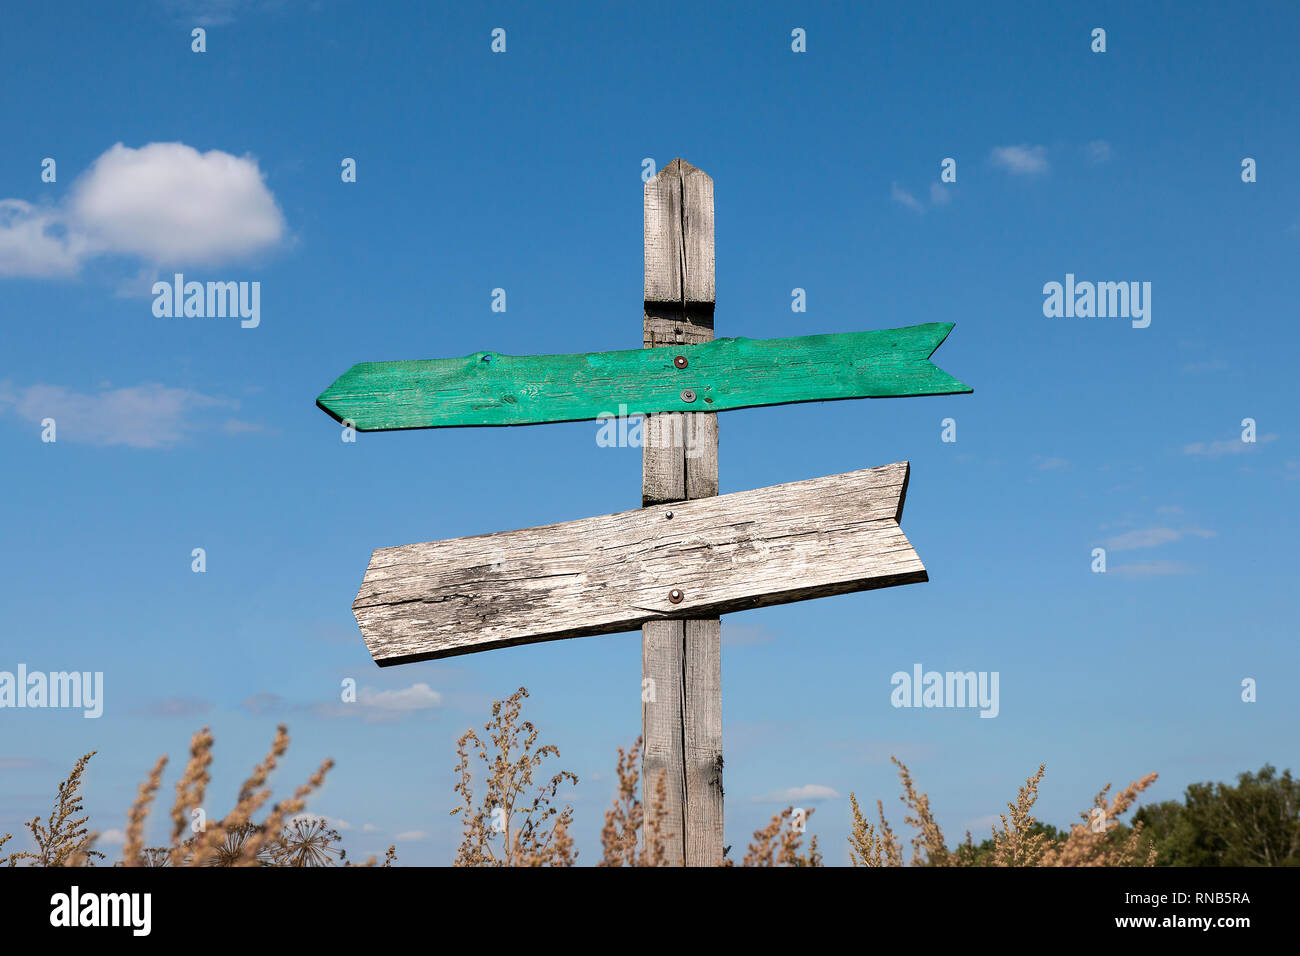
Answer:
673;355;688;369
664;511;673;519
680;389;696;403
668;588;684;604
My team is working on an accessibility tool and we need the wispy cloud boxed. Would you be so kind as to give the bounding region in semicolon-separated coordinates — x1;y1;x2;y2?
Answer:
0;381;257;448
131;696;214;718
1102;526;1214;552
990;144;1049;175
757;784;840;803
1085;140;1112;164
890;182;924;212
1184;434;1278;457
161;0;247;27
891;182;951;213
1034;456;1070;471
395;830;429;841
1111;560;1196;578
316;682;443;723
360;683;442;712
0;756;47;771
222;419;273;436
241;692;287;715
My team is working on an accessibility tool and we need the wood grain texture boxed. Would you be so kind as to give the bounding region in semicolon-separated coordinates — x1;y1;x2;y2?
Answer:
351;461;926;661
644;159;714;307
643;158;717;866
314;323;970;431
682;615;722;865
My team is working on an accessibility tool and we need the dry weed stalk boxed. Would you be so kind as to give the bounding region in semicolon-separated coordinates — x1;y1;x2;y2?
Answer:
166;726;214;865
9;752;104;867
991;763;1049;866
850;757;1158;867
641;767;677;865
121;755;167;866
185;724;290;866
599;737;644;866
452;687;578;866
112;724;332;868
238;758;335;865
891;756;950;866
597;738;679;866
1040;773;1160;867
848;793;903;866
742;807;823;867
344;844;399;867
597;734;820;866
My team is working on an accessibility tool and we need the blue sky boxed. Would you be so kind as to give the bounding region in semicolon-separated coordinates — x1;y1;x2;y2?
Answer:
1;0;1297;865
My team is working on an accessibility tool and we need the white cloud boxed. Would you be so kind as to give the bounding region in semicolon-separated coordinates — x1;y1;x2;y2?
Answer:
1035;456;1070;471
359;682;442;712
929;182;952;206
1086;140;1113;164
1184;434;1278;457
1111;560;1195;578
990;144;1049;175
0;142;286;278
0;200;87;277
0;381;240;448
98;829;127;845
1102;526;1214;552
395;830;430;841
758;784;840;803
890;182;923;212
316;682;444;723
70;143;285;264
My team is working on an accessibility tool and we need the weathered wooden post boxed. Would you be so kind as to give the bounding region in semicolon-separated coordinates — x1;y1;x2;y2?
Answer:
640;160;722;865
316;157;972;867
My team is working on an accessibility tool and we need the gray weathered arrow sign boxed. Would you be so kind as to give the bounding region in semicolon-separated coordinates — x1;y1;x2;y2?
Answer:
353;461;924;665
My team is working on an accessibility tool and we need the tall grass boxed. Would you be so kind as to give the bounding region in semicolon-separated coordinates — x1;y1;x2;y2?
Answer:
4;687;1155;867
3;726;394;867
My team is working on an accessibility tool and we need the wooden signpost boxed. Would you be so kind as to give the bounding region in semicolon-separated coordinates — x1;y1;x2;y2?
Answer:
318;159;971;865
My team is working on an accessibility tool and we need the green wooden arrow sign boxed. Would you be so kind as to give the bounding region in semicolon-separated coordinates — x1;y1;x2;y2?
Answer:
317;322;970;431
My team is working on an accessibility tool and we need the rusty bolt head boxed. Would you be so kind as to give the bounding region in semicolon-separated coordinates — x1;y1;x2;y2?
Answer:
668;588;684;604
680;389;696;403
673;355;689;369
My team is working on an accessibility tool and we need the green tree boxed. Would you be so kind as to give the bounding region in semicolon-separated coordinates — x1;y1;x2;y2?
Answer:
1133;765;1300;866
